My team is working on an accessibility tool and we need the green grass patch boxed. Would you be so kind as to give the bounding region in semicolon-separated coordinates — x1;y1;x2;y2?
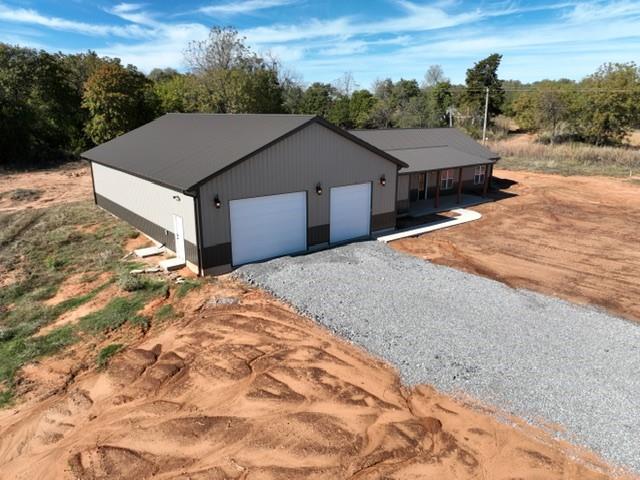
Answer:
155;303;180;321
78;296;147;334
96;343;123;370
175;279;203;299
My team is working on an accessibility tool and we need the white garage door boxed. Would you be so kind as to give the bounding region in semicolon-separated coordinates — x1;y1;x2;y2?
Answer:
230;191;307;266
330;183;372;244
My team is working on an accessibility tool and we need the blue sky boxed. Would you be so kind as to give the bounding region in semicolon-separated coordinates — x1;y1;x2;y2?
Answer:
1;0;639;88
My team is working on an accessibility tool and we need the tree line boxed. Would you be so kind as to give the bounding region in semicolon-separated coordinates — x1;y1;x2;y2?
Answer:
1;26;639;167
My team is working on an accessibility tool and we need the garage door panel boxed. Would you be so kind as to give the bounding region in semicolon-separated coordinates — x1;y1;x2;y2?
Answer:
330;183;371;244
230;192;306;266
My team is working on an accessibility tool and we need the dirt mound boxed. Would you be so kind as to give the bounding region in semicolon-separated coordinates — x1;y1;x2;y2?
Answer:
0;283;629;480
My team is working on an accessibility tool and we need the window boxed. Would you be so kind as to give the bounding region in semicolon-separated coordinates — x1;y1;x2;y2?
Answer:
474;165;486;185
440;169;455;190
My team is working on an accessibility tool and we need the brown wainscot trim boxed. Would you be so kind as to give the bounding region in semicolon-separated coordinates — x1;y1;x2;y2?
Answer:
396;199;410;214
95;194;198;265
371;211;396;231
308;224;329;247
201;242;232;269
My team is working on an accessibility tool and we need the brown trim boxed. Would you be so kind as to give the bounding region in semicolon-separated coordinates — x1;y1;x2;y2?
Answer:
371;211;396;231
483;165;490;196
89;160;97;205
435;170;441;208
95;193;199;265
396;199;410;213
308;224;329;246
456;167;463;204
201;243;232;269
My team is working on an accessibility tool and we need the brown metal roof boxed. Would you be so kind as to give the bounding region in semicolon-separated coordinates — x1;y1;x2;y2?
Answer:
349;127;499;173
82;114;406;193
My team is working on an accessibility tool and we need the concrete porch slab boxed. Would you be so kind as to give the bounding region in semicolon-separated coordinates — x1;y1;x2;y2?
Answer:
406;194;490;217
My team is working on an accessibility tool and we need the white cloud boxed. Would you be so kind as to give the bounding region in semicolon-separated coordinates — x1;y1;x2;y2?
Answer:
107;3;160;27
199;0;297;16
0;2;151;38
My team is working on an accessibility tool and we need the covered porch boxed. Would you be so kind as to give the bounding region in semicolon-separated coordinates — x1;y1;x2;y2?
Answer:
402;163;494;217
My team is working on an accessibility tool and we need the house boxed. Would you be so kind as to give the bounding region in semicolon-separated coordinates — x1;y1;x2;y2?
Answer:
82;113;498;275
349;128;499;215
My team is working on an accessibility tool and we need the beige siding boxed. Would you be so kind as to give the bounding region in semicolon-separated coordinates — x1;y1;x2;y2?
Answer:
199;122;398;247
397;174;409;201
92;163;197;244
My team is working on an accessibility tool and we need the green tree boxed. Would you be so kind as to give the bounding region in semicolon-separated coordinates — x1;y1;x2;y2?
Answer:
425;81;453;127
82;63;157;144
301;82;336;116
328;94;352;127
349;89;376;128
462;53;505;128
0;44;77;165
184;26;284;113
572;62;640;145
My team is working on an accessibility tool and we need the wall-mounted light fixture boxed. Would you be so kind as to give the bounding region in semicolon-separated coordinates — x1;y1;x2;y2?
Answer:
315;183;323;195
379;175;386;186
172;195;181;201
214;195;221;208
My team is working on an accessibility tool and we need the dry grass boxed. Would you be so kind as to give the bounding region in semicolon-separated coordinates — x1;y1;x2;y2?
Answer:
489;138;640;177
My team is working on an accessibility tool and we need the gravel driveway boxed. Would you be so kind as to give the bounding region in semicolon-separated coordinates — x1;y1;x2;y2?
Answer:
237;241;640;473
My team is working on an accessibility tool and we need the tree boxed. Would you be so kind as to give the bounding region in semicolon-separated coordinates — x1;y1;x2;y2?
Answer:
82;63;157;144
512;80;574;143
349;89;376;128
183;26;284;113
423;65;448;88
0;44;78;165
328;94;352;127
425;81;453;127
333;72;359;96
572;62;640;145
462;53;505;128
148;67;179;82
301;82;335;116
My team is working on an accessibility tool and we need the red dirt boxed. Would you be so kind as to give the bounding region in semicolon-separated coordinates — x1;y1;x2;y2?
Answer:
0;281;632;480
392;169;640;322
0;163;92;213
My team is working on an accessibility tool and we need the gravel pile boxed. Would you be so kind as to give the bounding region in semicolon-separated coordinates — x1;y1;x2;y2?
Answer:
236;241;640;473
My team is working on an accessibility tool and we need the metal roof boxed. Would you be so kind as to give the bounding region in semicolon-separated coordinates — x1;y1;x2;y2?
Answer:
349;127;499;173
82;114;406;193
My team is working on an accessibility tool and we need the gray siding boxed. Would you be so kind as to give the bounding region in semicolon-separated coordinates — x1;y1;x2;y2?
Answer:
199;122;398;270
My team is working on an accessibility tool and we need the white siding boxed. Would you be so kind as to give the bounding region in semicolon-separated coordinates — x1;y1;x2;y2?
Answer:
92;163;197;244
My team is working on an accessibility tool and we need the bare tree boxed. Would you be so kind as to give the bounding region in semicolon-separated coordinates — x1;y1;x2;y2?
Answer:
184;26;258;74
333;72;359;96
423;65;448;88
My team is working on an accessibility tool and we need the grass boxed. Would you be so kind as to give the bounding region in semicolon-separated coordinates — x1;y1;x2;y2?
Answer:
175;279;203;299
96;343;123;370
489;139;640;177
155;304;180;321
0;201;165;407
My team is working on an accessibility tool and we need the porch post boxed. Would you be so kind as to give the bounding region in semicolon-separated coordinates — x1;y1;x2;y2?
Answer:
435;170;441;208
456;167;463;204
482;164;490;197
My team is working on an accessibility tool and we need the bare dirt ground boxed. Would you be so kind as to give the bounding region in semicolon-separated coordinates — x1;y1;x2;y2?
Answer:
392;169;640;322
0;162;91;213
0;281;625;480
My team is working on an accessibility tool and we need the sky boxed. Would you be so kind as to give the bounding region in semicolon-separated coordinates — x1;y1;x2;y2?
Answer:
1;0;639;88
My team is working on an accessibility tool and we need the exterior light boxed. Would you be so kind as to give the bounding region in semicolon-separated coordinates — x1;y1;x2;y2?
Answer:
380;175;386;186
316;183;323;195
214;195;221;208
172;195;181;201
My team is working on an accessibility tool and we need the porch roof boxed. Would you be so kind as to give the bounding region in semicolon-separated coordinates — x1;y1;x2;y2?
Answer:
391;145;494;173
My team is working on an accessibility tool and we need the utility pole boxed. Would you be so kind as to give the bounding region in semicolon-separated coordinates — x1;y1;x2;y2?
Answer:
482;87;489;144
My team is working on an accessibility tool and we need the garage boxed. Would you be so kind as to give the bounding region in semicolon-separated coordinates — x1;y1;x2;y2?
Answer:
330;183;372;243
229;191;307;266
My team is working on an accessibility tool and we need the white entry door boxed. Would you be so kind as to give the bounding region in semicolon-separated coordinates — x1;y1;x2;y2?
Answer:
330;183;372;244
230;191;307;266
172;214;185;261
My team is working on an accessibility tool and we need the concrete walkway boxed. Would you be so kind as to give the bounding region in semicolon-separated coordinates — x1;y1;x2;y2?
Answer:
377;208;482;243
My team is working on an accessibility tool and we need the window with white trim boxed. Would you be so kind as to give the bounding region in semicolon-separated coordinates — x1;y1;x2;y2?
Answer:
474;165;486;185
440;169;455;190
